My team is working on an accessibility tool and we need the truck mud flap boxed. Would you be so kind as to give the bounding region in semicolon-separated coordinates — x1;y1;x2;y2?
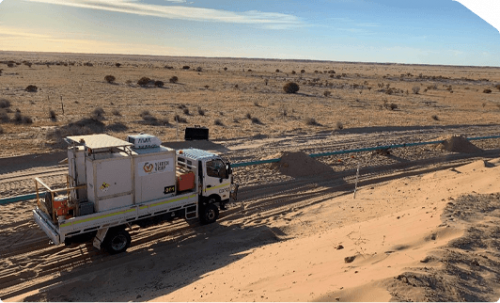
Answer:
33;209;61;245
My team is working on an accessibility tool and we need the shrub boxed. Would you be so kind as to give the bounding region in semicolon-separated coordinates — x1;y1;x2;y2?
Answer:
169;76;179;83
183;108;190;115
25;85;38;92
483;89;492;94
432;115;439;121
164;66;173;69
223;67;228;71
291;70;296;74
247;69;252;72
0;111;9;123
390;103;398;110
0;126;3;134
412;86;420;94
204;85;209;89
137;77;152;87
7;63;15;68
0;99;11;108
336;121;344;130
105;75;116;83
300;69;305;74
174;114;187;123
196;67;202;72
245;113;252;119
324;90;331;97
182;66;190;70
154;80;164;88
112;109;121;116
275;69;280;73
304;117;317;126
198;107;205;116
283;82;299;94
251;117;262;124
214;119;223;126
14;112;33;124
495;84;500;91
385;88;393;95
49;109;57;121
91;107;105;120
115;63;121;68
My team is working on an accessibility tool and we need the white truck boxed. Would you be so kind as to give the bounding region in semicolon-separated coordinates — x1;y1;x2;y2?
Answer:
32;133;238;254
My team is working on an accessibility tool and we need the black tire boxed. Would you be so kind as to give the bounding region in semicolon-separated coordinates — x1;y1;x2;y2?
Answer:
200;203;219;225
103;228;131;254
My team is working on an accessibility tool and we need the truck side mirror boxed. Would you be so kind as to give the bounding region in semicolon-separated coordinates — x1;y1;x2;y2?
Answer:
226;163;232;175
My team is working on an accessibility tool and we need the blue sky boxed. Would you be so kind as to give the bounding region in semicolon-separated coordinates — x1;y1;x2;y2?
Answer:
0;0;499;66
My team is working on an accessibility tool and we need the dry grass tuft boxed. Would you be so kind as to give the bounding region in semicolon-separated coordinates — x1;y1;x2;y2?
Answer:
105;75;116;83
182;66;190;70
91;107;105;121
49;110;57;122
25;85;38;92
0;99;11;109
336;121;344;130
198;107;205;116
432;115;439;121
137;77;152;87
324;90;331;97
14;112;33;124
251;117;262;124
483;89;492;94
169;76;179;83
412;86;420;94
174;114;187;123
214;119;223;126
154;80;164;88
304;117;318;126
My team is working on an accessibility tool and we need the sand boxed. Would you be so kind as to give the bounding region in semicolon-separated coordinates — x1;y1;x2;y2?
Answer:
2;156;500;302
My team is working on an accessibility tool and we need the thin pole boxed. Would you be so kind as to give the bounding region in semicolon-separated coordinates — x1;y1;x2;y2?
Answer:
353;162;360;199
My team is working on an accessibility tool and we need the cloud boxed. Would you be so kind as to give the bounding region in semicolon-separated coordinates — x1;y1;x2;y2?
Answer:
23;0;302;29
0;26;51;38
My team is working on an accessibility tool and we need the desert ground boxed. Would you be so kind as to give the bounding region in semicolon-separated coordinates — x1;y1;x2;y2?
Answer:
1;51;500;302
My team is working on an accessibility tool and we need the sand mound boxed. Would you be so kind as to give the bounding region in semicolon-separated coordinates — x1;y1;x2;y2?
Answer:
437;135;483;153
267;151;333;177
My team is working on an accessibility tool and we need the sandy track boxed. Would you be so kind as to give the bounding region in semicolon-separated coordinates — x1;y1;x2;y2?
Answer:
0;150;498;300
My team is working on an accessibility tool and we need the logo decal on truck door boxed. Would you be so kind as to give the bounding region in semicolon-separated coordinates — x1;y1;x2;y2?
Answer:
143;162;154;173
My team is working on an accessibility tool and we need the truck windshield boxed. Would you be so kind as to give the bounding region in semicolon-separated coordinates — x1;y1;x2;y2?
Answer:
206;159;227;178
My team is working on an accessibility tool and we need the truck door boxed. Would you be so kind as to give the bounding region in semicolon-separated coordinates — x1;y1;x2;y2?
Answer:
203;159;231;200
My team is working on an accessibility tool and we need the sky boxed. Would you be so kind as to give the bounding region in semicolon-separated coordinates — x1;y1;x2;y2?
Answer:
0;0;499;66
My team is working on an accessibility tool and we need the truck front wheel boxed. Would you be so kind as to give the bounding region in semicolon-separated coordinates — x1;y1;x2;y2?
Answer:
104;228;131;254
200;203;219;225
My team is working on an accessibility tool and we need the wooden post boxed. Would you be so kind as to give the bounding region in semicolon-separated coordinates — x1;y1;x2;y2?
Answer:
353;162;360;199
60;95;64;115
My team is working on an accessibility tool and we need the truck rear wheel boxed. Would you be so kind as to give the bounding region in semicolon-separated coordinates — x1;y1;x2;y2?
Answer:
200;203;219;225
104;228;131;254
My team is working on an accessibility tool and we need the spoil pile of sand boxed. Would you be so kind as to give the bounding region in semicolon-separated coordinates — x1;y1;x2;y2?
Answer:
266;151;333;177
437;135;483;153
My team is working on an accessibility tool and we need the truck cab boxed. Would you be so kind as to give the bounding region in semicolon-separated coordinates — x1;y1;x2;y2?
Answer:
176;148;234;210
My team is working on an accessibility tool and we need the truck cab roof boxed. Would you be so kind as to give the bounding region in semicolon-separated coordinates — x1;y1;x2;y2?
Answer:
178;148;220;161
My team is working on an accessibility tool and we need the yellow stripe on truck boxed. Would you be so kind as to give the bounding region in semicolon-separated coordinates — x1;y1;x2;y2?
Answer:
60;208;136;228
140;194;197;210
60;194;197;227
205;184;229;192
